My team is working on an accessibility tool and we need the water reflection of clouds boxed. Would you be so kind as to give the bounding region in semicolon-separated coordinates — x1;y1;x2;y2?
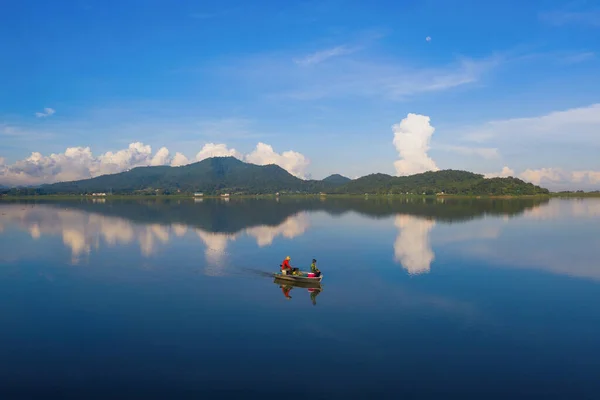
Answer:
392;199;600;281
0;205;310;270
393;215;502;275
523;198;600;220
4;198;599;281
246;212;309;247
460;200;600;282
391;199;600;277
394;215;435;275
194;212;310;275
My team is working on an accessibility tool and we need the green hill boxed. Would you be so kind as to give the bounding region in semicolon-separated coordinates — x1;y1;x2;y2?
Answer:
0;158;549;196
334;170;549;195
322;174;351;185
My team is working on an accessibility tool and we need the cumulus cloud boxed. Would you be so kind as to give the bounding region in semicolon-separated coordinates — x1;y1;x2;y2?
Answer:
150;147;171;166
393;113;439;176
35;108;55;118
572;170;600;185
0;141;311;186
520;168;564;186
520;168;600;187
484;166;515;178
195;143;242;161
245;142;310;178
171;152;190;167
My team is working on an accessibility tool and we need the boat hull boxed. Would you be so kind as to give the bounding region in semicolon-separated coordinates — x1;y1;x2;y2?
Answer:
273;271;323;285
273;277;323;289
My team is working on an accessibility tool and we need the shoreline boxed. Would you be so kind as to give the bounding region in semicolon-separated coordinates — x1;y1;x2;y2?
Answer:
2;193;595;201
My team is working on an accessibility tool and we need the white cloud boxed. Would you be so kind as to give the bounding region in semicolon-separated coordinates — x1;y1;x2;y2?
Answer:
425;36;431;42
484;166;515;178
462;103;600;145
150;147;170;166
35;108;55;118
245;142;310;178
393;113;439;176
572;170;600;185
520;168;564;186
195;143;242;161
294;45;358;66
0;141;311;186
171;152;190;167
519;168;600;188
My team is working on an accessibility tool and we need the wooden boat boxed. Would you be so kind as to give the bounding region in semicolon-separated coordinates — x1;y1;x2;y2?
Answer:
273;270;323;285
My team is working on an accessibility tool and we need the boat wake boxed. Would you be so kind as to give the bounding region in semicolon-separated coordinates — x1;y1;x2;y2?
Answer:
239;267;275;278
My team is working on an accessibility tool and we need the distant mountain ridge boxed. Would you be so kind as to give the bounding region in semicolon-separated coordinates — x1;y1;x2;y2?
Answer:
0;156;549;196
322;174;352;185
335;169;549;195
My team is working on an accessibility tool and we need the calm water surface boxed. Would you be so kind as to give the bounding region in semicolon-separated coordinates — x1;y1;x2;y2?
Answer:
1;197;600;399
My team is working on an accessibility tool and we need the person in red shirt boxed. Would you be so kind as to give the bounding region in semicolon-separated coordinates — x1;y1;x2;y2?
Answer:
280;256;298;275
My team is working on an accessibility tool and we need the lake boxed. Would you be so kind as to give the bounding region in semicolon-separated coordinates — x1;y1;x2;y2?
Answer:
1;197;600;399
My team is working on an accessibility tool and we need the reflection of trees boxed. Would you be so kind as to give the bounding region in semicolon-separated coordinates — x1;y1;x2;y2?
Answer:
5;196;549;234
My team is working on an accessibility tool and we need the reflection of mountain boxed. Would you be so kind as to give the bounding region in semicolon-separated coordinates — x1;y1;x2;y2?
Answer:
6;196;549;234
1;197;545;275
0;205;309;268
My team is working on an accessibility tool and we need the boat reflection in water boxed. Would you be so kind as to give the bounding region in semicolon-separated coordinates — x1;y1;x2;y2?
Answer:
274;277;322;305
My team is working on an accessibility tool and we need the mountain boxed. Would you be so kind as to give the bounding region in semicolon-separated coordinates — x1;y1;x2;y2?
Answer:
3;157;346;195
0;158;549;196
322;174;351;186
334;170;549;195
40;157;309;194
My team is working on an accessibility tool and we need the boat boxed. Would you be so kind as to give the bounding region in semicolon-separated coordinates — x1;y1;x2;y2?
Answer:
274;277;323;304
272;270;323;285
273;276;323;289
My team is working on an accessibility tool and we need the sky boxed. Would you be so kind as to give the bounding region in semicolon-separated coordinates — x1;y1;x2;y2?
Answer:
1;0;599;190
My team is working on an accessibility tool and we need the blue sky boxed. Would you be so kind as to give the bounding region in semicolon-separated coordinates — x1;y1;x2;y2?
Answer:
1;0;599;189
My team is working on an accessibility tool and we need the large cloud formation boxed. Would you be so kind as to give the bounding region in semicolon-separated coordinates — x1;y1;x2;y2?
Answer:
393;113;439;176
0;142;310;186
245;142;310;179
